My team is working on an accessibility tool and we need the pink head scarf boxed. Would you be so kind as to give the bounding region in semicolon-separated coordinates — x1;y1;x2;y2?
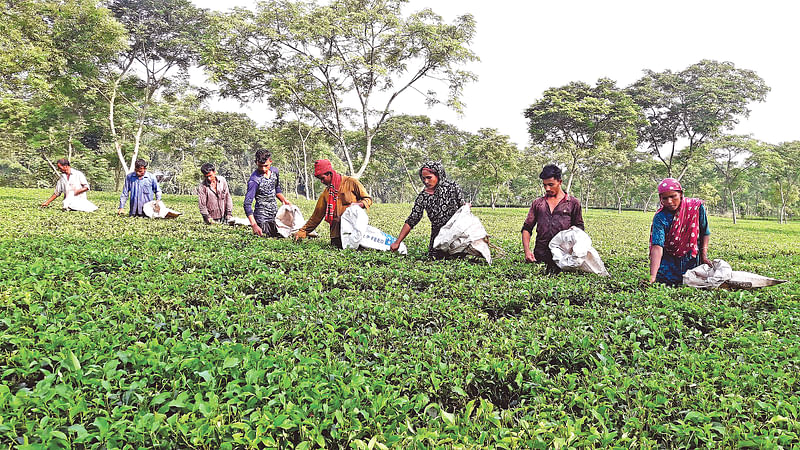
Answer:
658;177;682;194
652;178;703;258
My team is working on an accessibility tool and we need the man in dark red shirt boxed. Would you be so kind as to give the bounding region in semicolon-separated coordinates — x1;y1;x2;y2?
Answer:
521;164;584;273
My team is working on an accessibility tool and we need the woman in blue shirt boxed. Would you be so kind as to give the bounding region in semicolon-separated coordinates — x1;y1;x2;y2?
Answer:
649;178;712;285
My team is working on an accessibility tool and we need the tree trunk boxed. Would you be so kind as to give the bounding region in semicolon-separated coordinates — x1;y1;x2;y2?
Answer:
729;188;737;224
643;192;656;212
302;142;310;199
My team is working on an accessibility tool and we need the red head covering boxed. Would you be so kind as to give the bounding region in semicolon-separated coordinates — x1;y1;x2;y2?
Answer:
658;178;682;194
314;159;343;223
314;159;333;177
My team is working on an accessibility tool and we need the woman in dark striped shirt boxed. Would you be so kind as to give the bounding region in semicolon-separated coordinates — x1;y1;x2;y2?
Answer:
390;161;466;258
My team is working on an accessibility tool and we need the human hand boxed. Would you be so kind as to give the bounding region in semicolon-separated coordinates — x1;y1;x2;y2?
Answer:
117;208;125;215
251;223;263;237
524;250;536;263
284;200;292;206
701;255;712;267
40;202;50;208
293;230;307;242
389;241;400;252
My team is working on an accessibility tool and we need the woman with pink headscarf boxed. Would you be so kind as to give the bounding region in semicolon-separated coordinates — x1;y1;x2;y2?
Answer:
649;178;712;285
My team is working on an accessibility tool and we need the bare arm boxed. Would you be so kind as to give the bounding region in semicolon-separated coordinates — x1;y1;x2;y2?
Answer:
276;192;291;205
41;193;60;207
649;245;663;283
522;230;536;263
390;223;413;252
699;234;711;266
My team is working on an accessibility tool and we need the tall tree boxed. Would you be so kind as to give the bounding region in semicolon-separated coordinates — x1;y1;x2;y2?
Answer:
105;0;207;175
0;0;126;176
708;135;762;224
367;115;435;201
203;0;477;178
628;60;769;180
753;141;800;224
458;128;519;208
524;78;644;193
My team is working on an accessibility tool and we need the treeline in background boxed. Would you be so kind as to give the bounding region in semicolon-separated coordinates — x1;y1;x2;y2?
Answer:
2;0;798;223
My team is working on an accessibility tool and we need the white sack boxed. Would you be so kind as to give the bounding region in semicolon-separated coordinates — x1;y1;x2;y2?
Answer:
548;226;609;276
143;200;182;219
683;259;732;288
275;204;308;237
226;216;251;226
340;205;407;254
684;259;787;289
432;205;492;264
727;271;788;289
62;195;98;212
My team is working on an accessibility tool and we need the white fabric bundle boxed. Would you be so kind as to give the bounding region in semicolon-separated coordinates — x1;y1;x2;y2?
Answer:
548;226;609;276
143;200;182;219
432;205;492;264
62;195;98;212
684;259;787;289
340;205;407;254
275;204;309;237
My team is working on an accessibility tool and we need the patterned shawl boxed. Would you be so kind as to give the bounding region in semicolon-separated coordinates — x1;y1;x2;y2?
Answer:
660;197;704;258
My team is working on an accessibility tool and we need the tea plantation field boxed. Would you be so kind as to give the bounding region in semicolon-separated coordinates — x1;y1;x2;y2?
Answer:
1;187;799;448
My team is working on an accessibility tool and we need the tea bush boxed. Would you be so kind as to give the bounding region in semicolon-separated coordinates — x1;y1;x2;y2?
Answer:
1;188;798;448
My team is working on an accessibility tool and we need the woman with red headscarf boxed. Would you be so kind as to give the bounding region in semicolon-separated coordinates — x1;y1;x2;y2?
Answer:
649;178;712;285
294;159;372;248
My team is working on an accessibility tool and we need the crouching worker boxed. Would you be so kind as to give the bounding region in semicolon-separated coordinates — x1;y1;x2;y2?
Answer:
649;178;712;285
521;164;584;273
40;158;98;212
389;161;466;258
244;148;291;237
198;163;233;224
118;159;161;216
294;159;372;248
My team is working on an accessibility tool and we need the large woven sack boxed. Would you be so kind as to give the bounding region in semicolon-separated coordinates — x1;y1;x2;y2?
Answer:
143;200;182;219
683;259;732;288
548;226;609;276
432;205;491;264
62;195;98;212
340;205;406;253
684;259;787;289
275;204;307;237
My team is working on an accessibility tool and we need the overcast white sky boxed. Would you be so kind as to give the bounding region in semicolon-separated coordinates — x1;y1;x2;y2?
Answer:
191;0;800;148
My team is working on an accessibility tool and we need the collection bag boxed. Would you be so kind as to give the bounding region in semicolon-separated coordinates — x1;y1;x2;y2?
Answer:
684;259;787;289
432;205;492;264
548;226;609;276
340;205;407;254
143;200;182;219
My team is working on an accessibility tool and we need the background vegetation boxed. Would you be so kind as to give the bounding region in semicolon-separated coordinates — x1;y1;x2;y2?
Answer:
2;0;799;223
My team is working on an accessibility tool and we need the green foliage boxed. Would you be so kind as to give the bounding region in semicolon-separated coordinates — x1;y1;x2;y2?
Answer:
1;188;798;447
524;78;644;193
628;60;769;179
203;0;478;177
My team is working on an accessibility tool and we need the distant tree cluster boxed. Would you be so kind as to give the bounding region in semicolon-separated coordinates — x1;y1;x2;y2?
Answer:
1;0;797;221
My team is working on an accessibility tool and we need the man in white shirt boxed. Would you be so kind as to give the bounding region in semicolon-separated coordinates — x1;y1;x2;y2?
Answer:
40;159;98;212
